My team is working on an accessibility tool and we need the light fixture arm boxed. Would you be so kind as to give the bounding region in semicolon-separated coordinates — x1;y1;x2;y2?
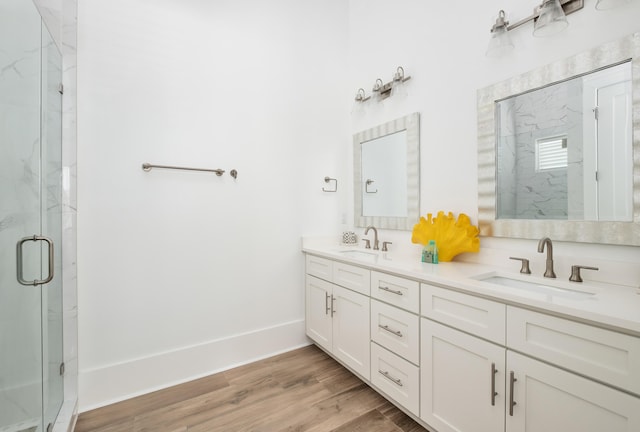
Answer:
506;0;583;31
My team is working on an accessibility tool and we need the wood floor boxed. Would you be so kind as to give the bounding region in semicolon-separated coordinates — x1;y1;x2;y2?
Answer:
75;345;427;432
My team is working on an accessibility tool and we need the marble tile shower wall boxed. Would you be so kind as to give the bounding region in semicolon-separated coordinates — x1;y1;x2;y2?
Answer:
497;80;583;220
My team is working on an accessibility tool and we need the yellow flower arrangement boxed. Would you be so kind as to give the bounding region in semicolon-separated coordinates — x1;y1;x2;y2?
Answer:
411;211;480;262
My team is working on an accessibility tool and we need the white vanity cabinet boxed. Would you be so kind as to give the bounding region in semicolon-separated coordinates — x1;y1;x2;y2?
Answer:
305;255;371;379
304;248;640;432
420;282;640;432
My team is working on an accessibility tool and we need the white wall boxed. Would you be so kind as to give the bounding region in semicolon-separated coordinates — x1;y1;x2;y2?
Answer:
77;0;348;410
347;0;640;285
78;0;640;411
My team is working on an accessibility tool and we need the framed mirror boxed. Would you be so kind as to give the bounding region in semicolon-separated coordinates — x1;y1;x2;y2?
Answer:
478;32;640;246
354;112;420;230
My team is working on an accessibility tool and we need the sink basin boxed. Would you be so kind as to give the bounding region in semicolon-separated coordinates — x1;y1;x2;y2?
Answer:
475;273;596;300
337;249;379;262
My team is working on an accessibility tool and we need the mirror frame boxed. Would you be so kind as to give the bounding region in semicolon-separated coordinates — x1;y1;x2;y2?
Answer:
477;32;640;246
354;112;420;230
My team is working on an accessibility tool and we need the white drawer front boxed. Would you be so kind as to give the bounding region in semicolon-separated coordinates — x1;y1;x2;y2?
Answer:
333;261;370;295
507;307;640;395
371;300;420;364
371;343;420;416
305;254;332;281
371;271;420;313
421;283;506;345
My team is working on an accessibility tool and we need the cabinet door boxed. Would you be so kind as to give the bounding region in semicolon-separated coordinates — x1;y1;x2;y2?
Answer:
421;319;506;432
332;285;370;379
305;275;333;352
506;351;640;432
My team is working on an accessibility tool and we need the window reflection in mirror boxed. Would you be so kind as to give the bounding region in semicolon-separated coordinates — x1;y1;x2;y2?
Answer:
495;61;632;222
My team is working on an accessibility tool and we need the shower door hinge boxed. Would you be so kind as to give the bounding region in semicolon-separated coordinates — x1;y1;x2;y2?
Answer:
60;362;65;376
58;83;64;95
593;106;599;120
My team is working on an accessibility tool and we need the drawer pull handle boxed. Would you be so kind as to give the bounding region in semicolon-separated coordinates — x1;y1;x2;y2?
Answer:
378;369;403;387
378;324;403;338
379;285;403;296
509;371;517;416
491;363;498;406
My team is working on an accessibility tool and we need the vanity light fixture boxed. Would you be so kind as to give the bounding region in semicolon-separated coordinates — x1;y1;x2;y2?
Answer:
533;0;569;37
486;0;583;56
486;10;515;57
354;66;412;104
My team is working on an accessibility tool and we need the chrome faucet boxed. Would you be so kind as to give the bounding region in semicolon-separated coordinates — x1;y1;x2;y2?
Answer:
537;237;556;278
364;226;379;250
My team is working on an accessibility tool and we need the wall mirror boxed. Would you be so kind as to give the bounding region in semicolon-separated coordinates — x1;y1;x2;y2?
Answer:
478;32;640;245
354;112;420;230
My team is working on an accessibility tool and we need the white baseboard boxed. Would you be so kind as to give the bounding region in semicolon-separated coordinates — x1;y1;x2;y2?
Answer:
78;319;308;412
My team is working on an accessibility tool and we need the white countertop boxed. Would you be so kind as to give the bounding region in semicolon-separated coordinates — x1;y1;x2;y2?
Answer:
302;239;640;337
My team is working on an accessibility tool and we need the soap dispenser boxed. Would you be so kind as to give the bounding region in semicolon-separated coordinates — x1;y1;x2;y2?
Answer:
422;240;439;264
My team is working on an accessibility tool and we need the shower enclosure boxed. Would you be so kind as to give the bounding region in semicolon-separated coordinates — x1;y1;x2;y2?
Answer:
1;0;64;431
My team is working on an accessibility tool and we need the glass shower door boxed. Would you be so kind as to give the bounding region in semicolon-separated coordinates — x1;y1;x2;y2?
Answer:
0;1;64;431
0;0;46;430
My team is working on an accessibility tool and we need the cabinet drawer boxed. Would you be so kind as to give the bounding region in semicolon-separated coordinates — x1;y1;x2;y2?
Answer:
421;283;506;345
371;343;420;416
306;254;332;281
371;300;420;364
507;307;640;395
371;271;420;313
333;261;370;295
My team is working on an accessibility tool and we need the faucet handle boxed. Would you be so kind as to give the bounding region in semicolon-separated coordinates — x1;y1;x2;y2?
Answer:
569;265;599;283
363;239;371;249
382;241;392;252
509;257;531;274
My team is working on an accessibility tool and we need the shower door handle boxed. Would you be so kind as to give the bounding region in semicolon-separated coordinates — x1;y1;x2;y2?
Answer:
16;235;54;286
